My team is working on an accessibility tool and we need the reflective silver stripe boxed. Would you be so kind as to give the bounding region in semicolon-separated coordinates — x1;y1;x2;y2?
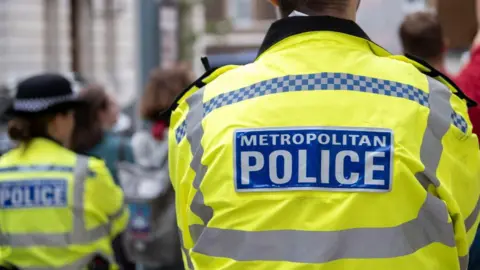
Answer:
72;155;89;242
465;197;480;232
21;251;115;270
5;225;108;247
192;193;453;263
415;77;453;190
109;204;127;221
185;87;213;243
178;228;194;270
459;255;469;270
5;155;110;247
416;77;471;268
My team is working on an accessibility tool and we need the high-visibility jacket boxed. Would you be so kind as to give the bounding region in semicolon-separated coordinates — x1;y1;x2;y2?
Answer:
0;138;129;269
169;16;480;270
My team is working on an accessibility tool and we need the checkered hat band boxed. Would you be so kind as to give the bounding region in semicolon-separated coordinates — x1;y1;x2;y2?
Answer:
13;93;78;112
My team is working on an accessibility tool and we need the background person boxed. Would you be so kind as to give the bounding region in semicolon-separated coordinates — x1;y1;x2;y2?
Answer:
168;0;480;269
130;65;193;270
399;11;450;75
0;74;129;269
455;0;480;137
71;85;135;185
399;3;480;137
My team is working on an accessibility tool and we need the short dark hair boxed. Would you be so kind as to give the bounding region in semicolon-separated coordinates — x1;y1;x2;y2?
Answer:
399;12;445;61
278;0;349;17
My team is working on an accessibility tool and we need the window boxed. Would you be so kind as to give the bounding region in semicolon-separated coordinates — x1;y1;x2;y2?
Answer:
227;0;253;28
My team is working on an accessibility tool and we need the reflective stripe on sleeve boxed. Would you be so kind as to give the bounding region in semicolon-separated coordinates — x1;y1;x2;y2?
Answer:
185;87;214;241
459;255;469;270
465;197;480;232
178;228;194;270
180;87;213;270
2;155;110;248
416;77;473;269
192;193;453;263
109;204;127;221
415;77;452;190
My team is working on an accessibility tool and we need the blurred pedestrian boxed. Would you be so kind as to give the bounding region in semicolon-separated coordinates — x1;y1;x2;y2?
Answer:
0;85;15;155
399;11;450;75
134;64;193;168
399;7;480;138
455;0;480;137
168;0;480;269
129;65;193;270
70;85;135;185
0;74;129;269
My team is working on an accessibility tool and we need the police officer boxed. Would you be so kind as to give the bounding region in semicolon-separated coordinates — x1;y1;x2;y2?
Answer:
169;0;480;269
0;74;129;269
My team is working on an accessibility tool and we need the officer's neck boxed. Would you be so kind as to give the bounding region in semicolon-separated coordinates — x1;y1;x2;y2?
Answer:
428;56;447;75
296;7;356;21
46;127;70;148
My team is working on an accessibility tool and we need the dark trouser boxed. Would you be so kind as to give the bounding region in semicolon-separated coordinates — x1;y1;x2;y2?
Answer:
112;233;136;270
142;264;184;270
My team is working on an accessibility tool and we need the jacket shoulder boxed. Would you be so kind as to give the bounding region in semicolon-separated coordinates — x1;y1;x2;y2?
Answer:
165;65;241;114
386;54;476;107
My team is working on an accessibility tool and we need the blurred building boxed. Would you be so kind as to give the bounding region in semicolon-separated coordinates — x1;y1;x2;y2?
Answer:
0;0;139;107
204;0;276;63
434;0;477;49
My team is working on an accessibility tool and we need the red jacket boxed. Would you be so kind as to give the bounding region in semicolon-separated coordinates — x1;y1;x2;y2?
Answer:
455;46;480;135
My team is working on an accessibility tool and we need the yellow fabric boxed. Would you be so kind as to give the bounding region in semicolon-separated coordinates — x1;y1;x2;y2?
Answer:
0;138;128;269
169;31;480;269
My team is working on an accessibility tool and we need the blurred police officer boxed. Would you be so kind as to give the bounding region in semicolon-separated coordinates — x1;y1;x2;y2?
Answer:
168;1;480;269
0;74;129;269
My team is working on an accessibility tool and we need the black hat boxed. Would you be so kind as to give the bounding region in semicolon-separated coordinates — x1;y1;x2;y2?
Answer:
5;73;85;116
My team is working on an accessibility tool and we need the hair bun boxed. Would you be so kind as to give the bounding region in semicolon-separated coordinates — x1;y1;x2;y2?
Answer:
8;118;32;141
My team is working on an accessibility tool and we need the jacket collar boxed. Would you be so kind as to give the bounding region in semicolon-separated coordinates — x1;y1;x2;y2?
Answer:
258;16;372;57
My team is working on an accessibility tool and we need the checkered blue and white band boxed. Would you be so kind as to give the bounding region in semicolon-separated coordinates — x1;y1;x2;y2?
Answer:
174;72;469;143
13;93;78;112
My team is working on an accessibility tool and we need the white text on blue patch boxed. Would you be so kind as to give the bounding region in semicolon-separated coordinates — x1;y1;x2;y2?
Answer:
0;179;68;208
234;128;393;192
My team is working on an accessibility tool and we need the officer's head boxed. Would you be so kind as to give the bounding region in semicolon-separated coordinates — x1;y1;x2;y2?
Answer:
399;12;447;70
275;0;361;20
6;74;85;148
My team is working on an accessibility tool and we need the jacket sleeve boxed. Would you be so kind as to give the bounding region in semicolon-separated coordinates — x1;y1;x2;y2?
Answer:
88;158;130;238
0;247;11;267
432;77;480;258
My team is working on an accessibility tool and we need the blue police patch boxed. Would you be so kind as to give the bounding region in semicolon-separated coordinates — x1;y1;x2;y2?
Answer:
0;179;68;208
234;128;393;192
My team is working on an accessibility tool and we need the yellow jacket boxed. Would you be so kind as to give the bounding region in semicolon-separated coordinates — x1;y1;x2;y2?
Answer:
0;138;129;269
169;16;480;270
